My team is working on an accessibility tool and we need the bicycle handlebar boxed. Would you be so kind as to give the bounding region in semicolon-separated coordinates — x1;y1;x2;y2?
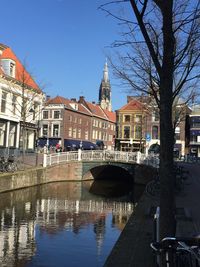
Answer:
151;235;200;251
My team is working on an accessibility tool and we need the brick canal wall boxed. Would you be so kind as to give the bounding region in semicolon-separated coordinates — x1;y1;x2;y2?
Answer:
0;162;155;193
0;162;83;193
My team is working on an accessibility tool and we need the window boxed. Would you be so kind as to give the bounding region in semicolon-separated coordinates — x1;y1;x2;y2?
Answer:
73;128;77;138
54;111;60;119
135;125;142;139
43;110;48;119
79;118;82;124
9;125;16;147
92;130;95;139
10;62;15;77
43;125;48;136
192;122;200;128
190;135;197;142
152;125;159;139
123;126;130;138
53;125;59;137
68;127;72;137
0;123;6;146
69;115;72;121
152;110;159;122
135;115;142;123
78;129;81;138
85;131;88;140
1;59;15;77
124;115;130;122
1;92;7;113
12;95;17;115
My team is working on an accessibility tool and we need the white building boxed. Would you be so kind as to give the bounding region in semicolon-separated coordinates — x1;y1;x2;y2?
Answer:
0;43;44;155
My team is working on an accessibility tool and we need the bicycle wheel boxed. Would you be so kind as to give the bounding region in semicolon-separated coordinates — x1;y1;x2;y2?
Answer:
6;162;16;172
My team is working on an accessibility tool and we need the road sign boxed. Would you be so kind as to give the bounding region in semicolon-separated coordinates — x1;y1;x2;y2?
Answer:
146;133;151;142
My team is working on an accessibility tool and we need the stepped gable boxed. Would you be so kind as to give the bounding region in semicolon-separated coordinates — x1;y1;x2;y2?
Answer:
0;43;41;93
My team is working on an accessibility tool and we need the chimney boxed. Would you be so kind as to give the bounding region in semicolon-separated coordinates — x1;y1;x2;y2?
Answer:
71;98;76;102
46;95;51;101
127;96;133;103
79;96;85;103
92;101;96;104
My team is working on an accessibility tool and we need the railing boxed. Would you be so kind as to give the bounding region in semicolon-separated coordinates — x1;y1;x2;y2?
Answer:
43;150;160;169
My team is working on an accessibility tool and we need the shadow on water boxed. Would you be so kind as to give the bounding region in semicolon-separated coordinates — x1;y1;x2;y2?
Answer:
87;165;145;201
89;179;133;198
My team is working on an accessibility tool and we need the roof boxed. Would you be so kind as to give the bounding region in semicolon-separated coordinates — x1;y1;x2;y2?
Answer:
46;95;116;122
103;109;116;123
86;101;108;120
46;96;92;116
46;96;71;106
118;99;146;111
0;43;41;93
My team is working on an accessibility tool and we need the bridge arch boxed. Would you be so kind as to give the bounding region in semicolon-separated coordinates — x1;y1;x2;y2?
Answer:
82;161;135;181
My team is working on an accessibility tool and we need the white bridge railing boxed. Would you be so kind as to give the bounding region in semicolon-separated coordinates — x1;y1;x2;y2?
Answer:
43;150;159;168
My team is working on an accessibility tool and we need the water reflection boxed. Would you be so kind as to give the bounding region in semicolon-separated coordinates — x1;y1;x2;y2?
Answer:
0;181;144;267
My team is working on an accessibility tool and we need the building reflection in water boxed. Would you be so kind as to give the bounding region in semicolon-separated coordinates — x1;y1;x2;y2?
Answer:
0;181;141;267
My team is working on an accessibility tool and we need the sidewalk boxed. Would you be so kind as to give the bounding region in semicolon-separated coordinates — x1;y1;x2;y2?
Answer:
104;162;200;267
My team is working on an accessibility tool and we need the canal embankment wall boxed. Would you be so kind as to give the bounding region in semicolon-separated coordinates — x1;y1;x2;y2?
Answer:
0;162;83;193
0;162;156;193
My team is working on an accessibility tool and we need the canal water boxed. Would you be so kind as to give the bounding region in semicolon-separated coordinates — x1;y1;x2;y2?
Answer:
0;180;144;267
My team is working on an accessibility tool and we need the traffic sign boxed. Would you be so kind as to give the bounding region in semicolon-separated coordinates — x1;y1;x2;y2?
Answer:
146;133;151;142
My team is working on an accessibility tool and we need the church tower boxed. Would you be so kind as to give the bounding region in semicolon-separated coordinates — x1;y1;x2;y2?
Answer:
99;60;112;111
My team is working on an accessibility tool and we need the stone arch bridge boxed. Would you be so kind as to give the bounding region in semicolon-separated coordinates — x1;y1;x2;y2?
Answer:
43;150;159;182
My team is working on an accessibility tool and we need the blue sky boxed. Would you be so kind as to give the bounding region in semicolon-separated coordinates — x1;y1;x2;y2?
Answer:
0;0;130;110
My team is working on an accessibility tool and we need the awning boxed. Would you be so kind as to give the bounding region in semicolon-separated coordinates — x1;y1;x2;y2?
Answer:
38;138;61;147
64;139;97;150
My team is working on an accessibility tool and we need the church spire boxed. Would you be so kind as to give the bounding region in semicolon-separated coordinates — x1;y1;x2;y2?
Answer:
103;59;109;83
99;60;112;111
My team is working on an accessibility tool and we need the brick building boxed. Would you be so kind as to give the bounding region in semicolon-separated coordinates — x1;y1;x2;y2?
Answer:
38;61;116;151
39;95;116;151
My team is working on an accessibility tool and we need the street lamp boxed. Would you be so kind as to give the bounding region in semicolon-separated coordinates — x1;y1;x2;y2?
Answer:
29;107;40;165
80;140;83;150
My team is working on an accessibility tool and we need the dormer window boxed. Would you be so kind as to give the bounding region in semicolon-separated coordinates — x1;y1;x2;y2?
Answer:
1;59;16;78
10;62;15;77
70;103;78;110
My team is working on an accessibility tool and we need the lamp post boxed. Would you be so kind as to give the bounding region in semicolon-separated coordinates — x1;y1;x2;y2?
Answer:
80;140;83;150
29;107;40;166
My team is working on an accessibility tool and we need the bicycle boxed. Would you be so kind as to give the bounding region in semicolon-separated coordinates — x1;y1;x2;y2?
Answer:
0;156;8;172
6;155;19;172
150;236;200;266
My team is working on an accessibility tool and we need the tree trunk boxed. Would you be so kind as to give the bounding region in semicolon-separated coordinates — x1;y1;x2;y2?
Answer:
159;1;176;240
